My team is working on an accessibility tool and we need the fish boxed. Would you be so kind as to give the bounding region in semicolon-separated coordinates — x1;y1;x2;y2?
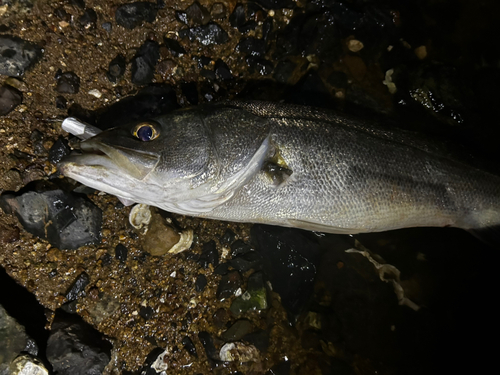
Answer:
58;101;500;241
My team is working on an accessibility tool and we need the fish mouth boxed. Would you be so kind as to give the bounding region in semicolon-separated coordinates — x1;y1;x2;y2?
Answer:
59;139;160;181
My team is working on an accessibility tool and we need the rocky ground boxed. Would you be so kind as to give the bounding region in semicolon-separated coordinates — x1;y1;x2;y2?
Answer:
1;0;500;374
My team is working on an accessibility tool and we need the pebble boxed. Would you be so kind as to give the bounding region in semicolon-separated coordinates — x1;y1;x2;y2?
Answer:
163;37;187;57
216;270;242;300
220;229;236;245
181;81;198;104
230;271;268;316
88;89;102;98
115;2;158;30
222;319;253;341
0;85;22;115
198;331;219;361
214;59;233;80
47;313;111;375
229;3;262;33
55;71;80;94
107;54;126;83
0;189;102;250
246;57;273;75
65;272;90;301
0;35;42;77
195;274;207;292
131;40;160;85
219;342;259;362
78;8;97;28
236;37;267;57
157;59;177;79
115;244;128;262
4;77;28;92
230;239;253;256
347;39;364;52
179;23;229;46
198;240;219;268
182;336;198;357
139;306;154;320
185;1;211;25
229;251;262;273
211;3;226;20
55;95;67;109
242;329;269;352
48;137;71;164
212;308;230;329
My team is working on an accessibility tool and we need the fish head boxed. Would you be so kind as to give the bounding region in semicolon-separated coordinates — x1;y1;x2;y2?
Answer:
59;105;271;214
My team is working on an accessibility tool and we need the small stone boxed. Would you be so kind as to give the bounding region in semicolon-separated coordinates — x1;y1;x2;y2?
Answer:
211;3;226;20
48;137;71;164
115;2;158;30
115;244;128;262
139;306;154;320
214;59;233;80
0;35;43;77
179;23;229;46
220;342;259;362
79;8;97;28
102;22;112;32
347;39;364;52
8;354;48;375
88;89;102;98
230;239;253;256
131;40;160;85
217;270;242;300
230;272;268;316
243;329;269;352
415;45;427;60
198;331;219;361
229;3;262;32
107;54;126;83
65;272;90;301
182;336;197;357
220;229;236;245
157;59;177;79
198;240;219;268
236;37;267;57
0;85;22;115
246;57;273;75
4;77;28;92
185;1;211;25
55;95;67;109
222;319;253;341
163;37;186;57
213;308;230;329
56;71;80;94
129;204;151;230
195;274;207;292
181;81;198;105
54;7;70;21
175;11;188;24
229;251;262;273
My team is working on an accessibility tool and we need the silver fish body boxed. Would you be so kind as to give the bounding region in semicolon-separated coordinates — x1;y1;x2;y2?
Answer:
59;101;500;234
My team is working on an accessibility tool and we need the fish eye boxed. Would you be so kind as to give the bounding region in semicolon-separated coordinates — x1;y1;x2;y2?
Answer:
132;121;161;141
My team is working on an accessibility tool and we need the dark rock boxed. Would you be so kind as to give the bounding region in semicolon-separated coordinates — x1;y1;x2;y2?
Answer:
30;129;45;155
139;306;154;320
222;319;253;341
54;7;70;21
237;37;267;57
246;57;273;75
214;59;233;80
138;347;166;374
198;240;219;268
102;22;112;32
268;359;291;375
230;239;253;256
217;270;242;300
182;336;197;357
48;137;71;164
56;71;80;94
0;85;22;115
211;3;226;20
195;55;212;68
131;40;160;85
273;59;296;84
0;35;43;77
195;274;207;292
0;189;102;250
327;70;348;89
175;10;188;24
230;271;268;316
179;23;229;46
214;262;229;275
229;251;262;273
78;8;97;27
200;68;216;81
181;81;198;105
185;1;211;25
198;331;219;360
70;0;85;10
229;3;262;32
251;225;321;317
107;54;126;83
115;2;158;30
96;85;179;130
100;253;112;266
55;95;67;109
213;308;230;329
243;329;269;352
220;229;236;245
115;243;128;262
47;312;111;375
163;37;186;57
65;272;90;301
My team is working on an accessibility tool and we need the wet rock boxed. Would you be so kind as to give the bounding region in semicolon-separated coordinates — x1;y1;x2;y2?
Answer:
55;71;80;94
211;3;226;20
163;37;186;57
185;1;211;25
139;306;154;320
55;95;67;109
229;251;262;273
230;239;253;257
7;354;48;375
0;305;38;375
273;59;296;84
46;312;111;375
65;272;90;302
230;271;268;316
214;262;229;275
107;54;126;83
214;59;233;80
237;37;267;57
175;10;189;24
213;308;230;329
251;225;321;317
246;57;273;75
0;35;42;77
101;22;112;32
48;138;71;164
115;243;128;262
220;229;236;245
217;270;242;300
78;8;97;28
222;319;253;341
139;212;181;255
220;342;259;362
96;85;179;130
195;274;207;292
229;3;262;33
138;347;167;374
131;40;160;85
198;331;219;361
182;336;197;357
115;2;158;30
0;85;22;115
198;240;219;268
242;329;269;352
0;189;102;250
181;81;198;105
179;23;229;46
